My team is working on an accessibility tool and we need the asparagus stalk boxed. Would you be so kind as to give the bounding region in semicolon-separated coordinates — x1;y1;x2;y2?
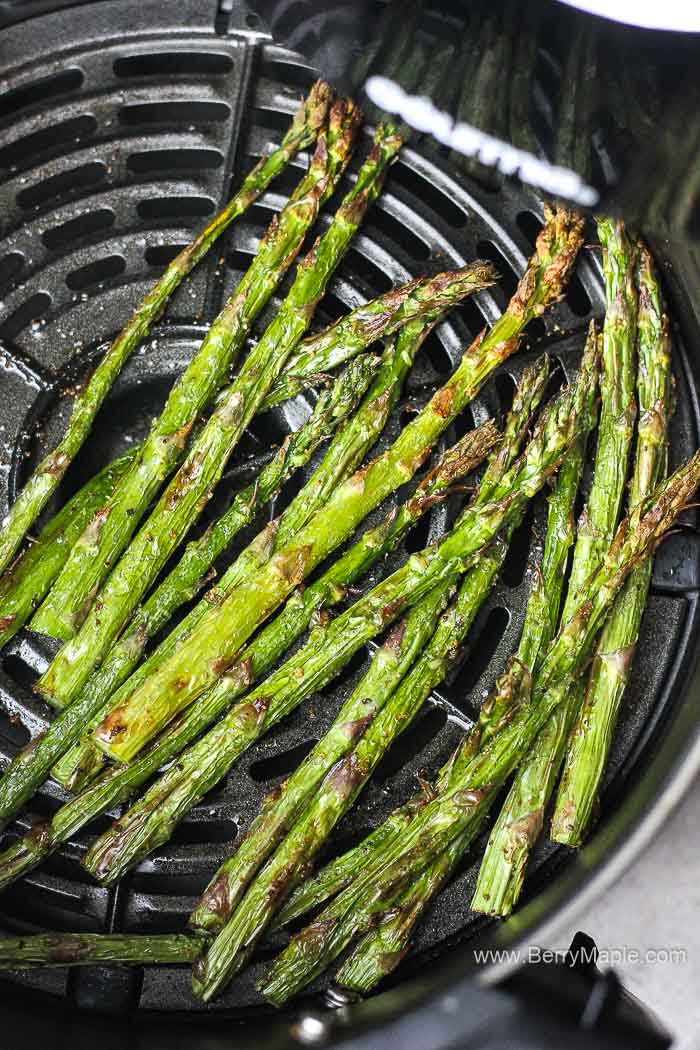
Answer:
84;358;594;884
272;352;586;932
551;244;672;845
261;453;700;1004
334;819;484;992
56;312;441;794
0;82;332;578
35;103;371;707
342;354;592;962
472;220;638;915
192;544;506;1001
0;447;139;650
264;274;486;410
33;101;342;645
0;932;201;969
0;358;377;827
0;424;494;892
190;357;552;939
91;207;583;764
188;588;455;938
81;420;519;883
469;437;587;915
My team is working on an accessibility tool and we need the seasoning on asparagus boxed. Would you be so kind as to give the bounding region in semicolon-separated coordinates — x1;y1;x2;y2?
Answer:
91;207;583;764
261;451;700;1004
0;446;139;651
551;243;672;846
56;311;442;794
79;421;512;883
0;932;201;969
0;357;377;827
35;102;370;706
84;357;594;885
0;81;331;581
189;356;552;938
473;220;638;915
192;547;505;1000
0;423;496;893
33;97;345;646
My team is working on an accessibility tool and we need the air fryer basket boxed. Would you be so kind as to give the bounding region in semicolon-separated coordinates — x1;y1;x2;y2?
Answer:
0;0;700;1037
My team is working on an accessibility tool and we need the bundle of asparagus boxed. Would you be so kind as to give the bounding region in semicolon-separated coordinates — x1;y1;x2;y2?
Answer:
0;82;692;1011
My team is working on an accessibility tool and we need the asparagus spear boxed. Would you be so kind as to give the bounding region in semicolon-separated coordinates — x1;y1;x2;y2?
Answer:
78;429;508;883
261;453;700;1004
0;932;201;969
0;447;139;650
0;424;494;892
192;545;505;1000
32;97;347;646
91;207;583;764
469;436;587;915
0;82;332;578
188;589;456;938
84;359;594;884
272;351;586;931
189;357;552;938
31;100;337;644
551;244;672;845
342;354;592;961
56;313;441;794
35;103;371;706
0;358;377;827
472;220;638;915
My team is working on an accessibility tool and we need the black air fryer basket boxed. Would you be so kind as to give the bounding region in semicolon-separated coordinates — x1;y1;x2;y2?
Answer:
0;1;699;1047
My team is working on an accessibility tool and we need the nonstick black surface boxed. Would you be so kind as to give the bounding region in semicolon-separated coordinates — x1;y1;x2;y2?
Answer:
0;0;699;1019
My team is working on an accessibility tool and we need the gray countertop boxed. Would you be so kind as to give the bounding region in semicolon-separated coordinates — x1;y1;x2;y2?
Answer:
545;773;700;1049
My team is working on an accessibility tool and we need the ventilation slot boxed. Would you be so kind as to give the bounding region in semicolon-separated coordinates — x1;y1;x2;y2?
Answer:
145;244;188;268
315;291;350;326
389;162;469;229
0;707;30;751
253;106;299;134
127;148;223;173
119;100;231;127
456;297;487;342
170;818;238;846
341;247;394;294
516;210;543;248
370;207;431;261
137;196;215;220
476;240;518;299
524;316;547;345
1;291;52;339
113;52;233;78
226;248;255;274
450;606;510;707
0;252;24;289
375;707;448;782
248;739;318;783
260;58;315;89
404;508;434;556
423;331;453;377
66;256;125;291
501;504;535;588
2;653;41;695
0;69;83;121
17;161;106;211
566;273;592;317
495;371;517;415
259;163;306;199
42;209;115;250
0;115;97;170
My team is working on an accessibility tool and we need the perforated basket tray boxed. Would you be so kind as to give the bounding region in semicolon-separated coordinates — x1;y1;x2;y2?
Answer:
0;0;699;1021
